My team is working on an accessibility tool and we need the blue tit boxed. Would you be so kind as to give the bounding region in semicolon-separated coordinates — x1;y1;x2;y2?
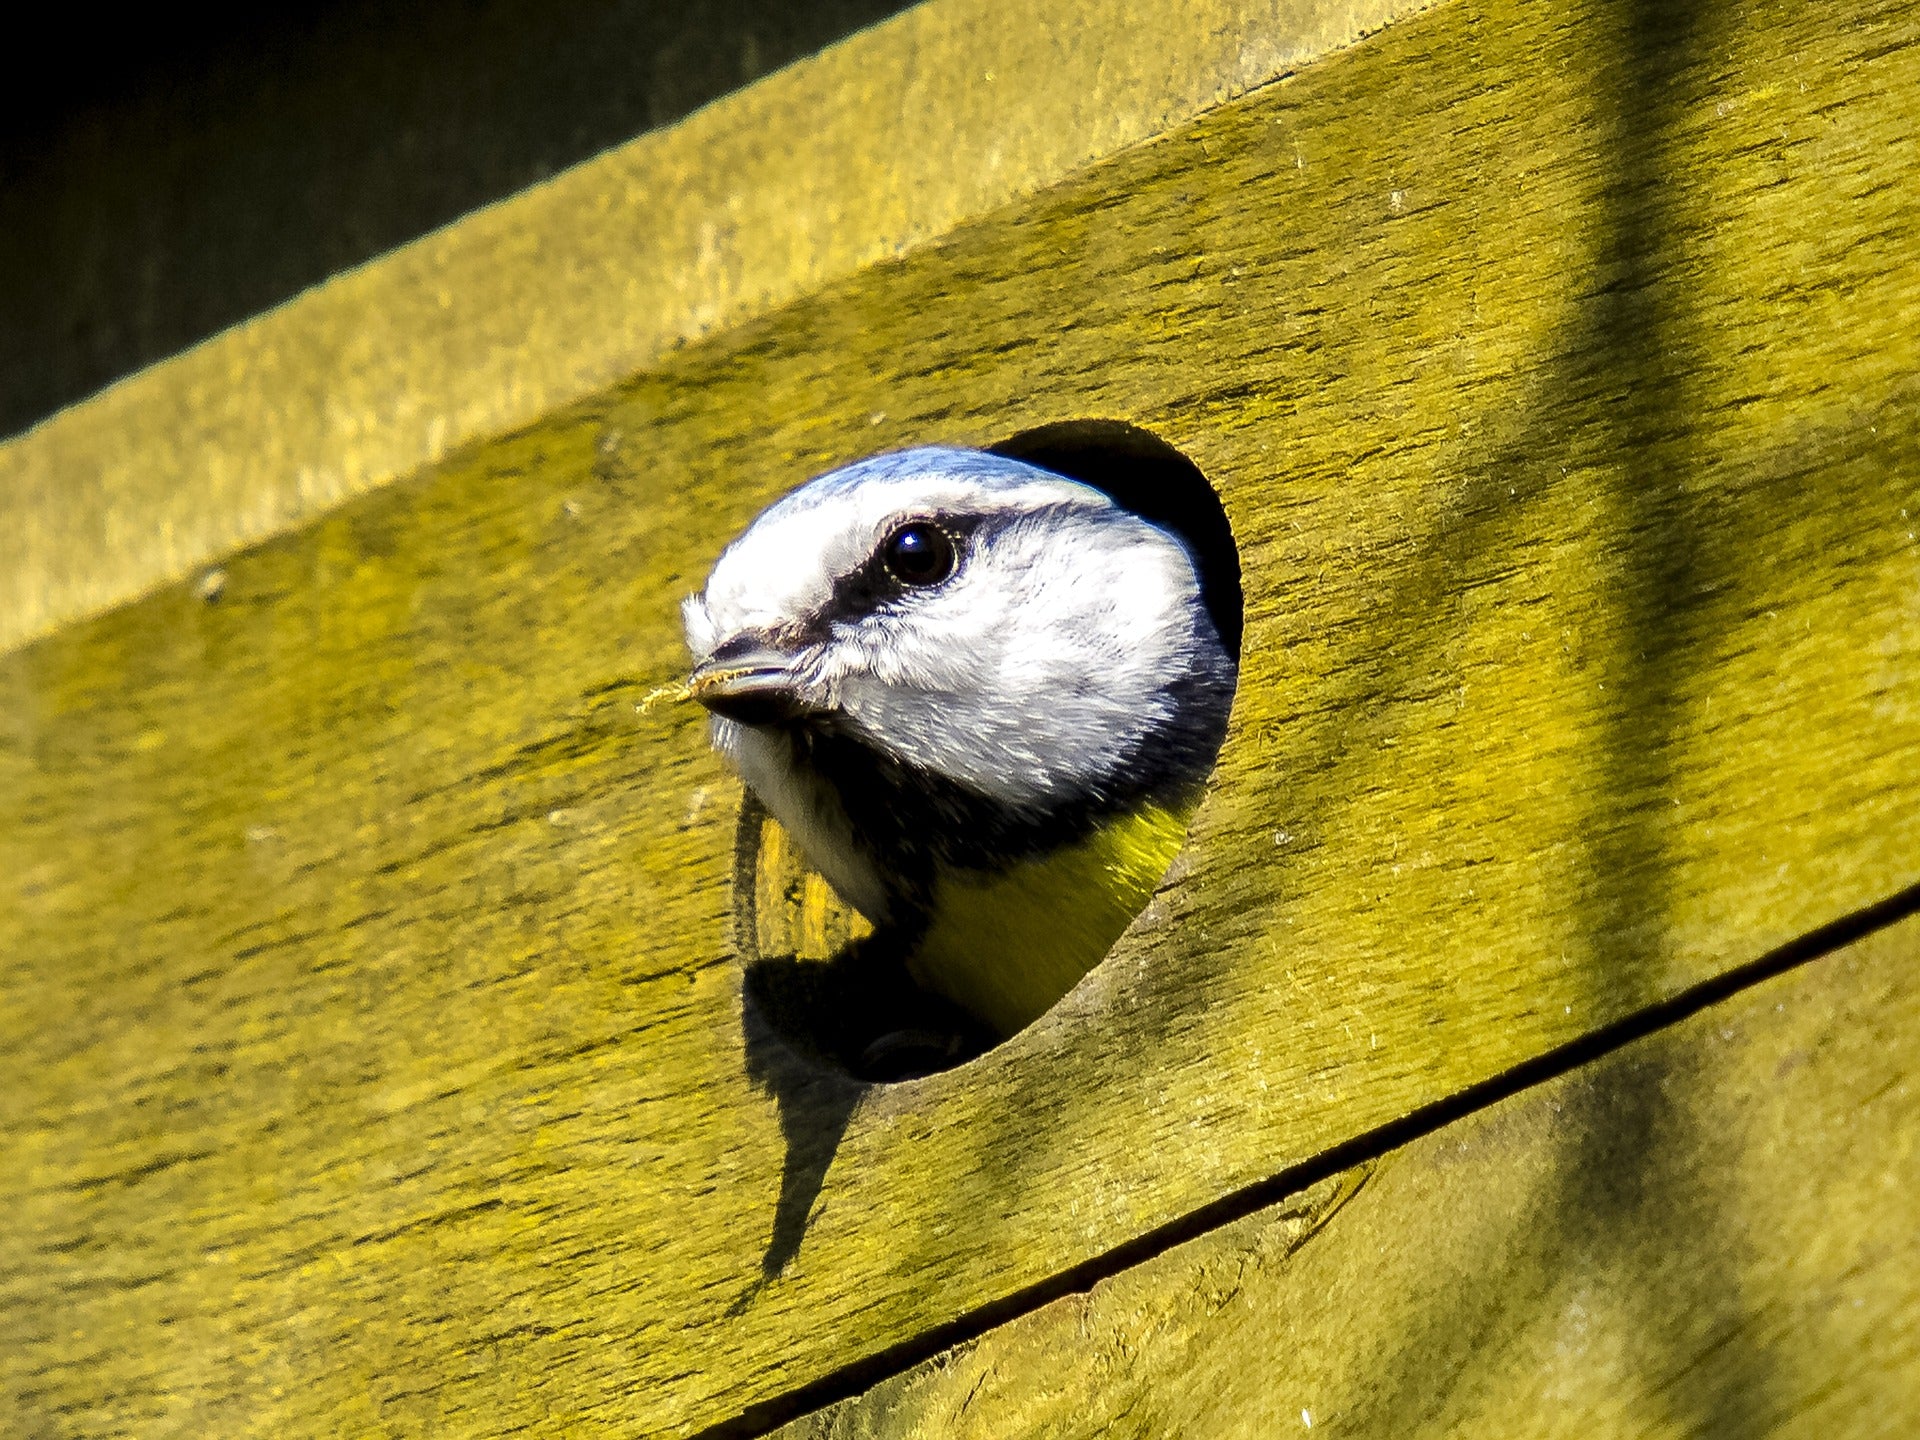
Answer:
681;446;1237;1040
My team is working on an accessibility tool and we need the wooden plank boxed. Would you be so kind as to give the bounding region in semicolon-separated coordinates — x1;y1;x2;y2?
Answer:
4;0;1920;1433
0;0;1429;655
777;913;1920;1439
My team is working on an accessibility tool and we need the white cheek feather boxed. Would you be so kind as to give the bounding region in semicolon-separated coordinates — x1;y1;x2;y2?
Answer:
710;717;893;922
680;592;718;659
832;512;1201;808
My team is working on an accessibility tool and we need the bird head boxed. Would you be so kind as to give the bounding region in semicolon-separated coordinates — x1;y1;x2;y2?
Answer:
683;447;1229;818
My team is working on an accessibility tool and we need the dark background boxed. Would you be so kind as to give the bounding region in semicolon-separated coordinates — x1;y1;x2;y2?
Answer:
0;0;919;439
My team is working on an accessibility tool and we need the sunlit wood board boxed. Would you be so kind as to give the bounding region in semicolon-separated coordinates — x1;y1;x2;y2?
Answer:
780;912;1920;1437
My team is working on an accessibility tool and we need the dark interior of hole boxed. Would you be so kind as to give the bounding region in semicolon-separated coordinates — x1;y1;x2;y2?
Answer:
739;420;1244;1087
742;938;1000;1080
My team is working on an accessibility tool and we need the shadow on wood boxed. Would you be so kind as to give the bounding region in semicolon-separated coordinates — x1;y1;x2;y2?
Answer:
733;799;995;1282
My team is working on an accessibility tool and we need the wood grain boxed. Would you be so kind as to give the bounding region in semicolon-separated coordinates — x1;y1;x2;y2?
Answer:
4;0;1919;1434
0;0;1431;656
779;913;1920;1438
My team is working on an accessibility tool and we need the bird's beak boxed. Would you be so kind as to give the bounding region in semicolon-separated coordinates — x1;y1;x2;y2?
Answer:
687;643;818;726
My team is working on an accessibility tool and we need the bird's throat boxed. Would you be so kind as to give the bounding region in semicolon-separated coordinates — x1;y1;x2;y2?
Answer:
904;801;1192;1037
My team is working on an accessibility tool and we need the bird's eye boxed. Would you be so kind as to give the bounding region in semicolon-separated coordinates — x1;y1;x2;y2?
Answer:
880;522;958;587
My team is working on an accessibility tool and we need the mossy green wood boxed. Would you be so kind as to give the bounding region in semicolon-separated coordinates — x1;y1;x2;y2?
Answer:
779;914;1920;1439
0;0;1433;655
4;0;1920;1434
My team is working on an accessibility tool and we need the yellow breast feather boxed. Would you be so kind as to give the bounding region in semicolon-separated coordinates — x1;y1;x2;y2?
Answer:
906;802;1193;1037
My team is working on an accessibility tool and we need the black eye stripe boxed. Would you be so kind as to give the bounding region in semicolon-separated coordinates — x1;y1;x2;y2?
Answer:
805;512;979;635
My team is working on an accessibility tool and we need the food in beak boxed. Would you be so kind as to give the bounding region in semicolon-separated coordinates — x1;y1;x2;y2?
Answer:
687;647;813;726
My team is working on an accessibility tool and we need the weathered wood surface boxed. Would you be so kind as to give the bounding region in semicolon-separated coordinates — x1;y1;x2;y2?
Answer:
4;0;1920;1434
0;0;1430;655
780;913;1920;1439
